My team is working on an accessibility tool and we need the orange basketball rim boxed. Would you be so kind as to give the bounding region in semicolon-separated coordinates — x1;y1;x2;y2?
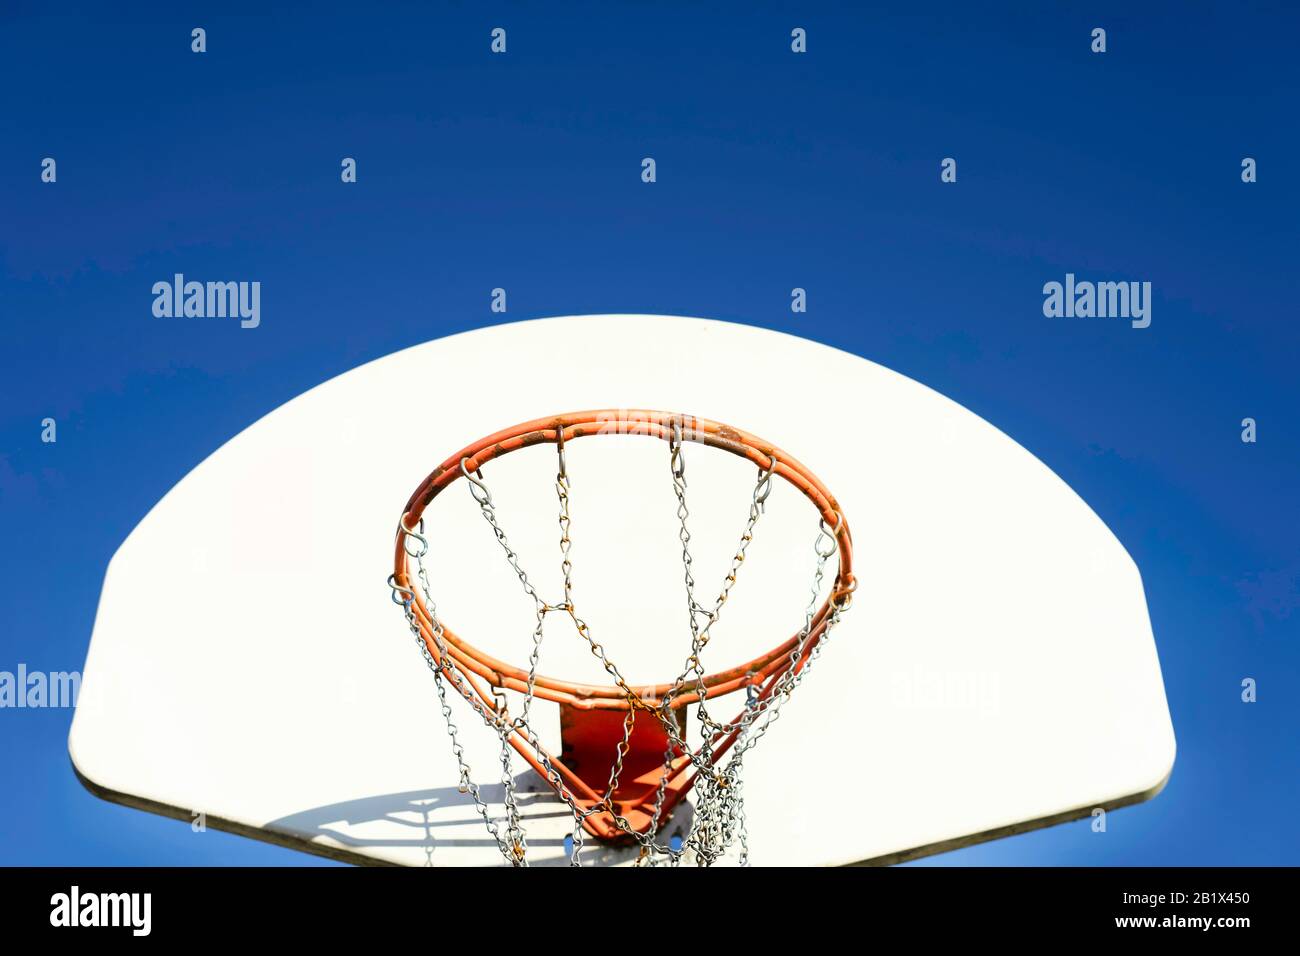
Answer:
389;410;855;843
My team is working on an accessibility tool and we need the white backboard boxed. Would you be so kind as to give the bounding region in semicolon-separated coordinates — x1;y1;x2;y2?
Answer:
69;315;1175;866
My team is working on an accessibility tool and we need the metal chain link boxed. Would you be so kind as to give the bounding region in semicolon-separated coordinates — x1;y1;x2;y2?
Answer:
390;424;850;866
400;518;600;867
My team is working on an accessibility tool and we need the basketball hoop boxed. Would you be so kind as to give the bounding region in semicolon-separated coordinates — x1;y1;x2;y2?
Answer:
388;410;855;866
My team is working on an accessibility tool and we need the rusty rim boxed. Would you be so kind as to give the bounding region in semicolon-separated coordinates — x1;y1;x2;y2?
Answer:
392;410;855;713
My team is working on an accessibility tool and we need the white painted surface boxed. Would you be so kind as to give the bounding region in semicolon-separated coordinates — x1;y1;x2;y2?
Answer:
69;315;1175;866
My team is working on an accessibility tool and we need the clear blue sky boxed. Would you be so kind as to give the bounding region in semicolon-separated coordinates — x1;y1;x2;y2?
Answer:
1;2;1296;865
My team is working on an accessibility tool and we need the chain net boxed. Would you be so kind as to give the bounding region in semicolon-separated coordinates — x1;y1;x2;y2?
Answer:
390;421;849;866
